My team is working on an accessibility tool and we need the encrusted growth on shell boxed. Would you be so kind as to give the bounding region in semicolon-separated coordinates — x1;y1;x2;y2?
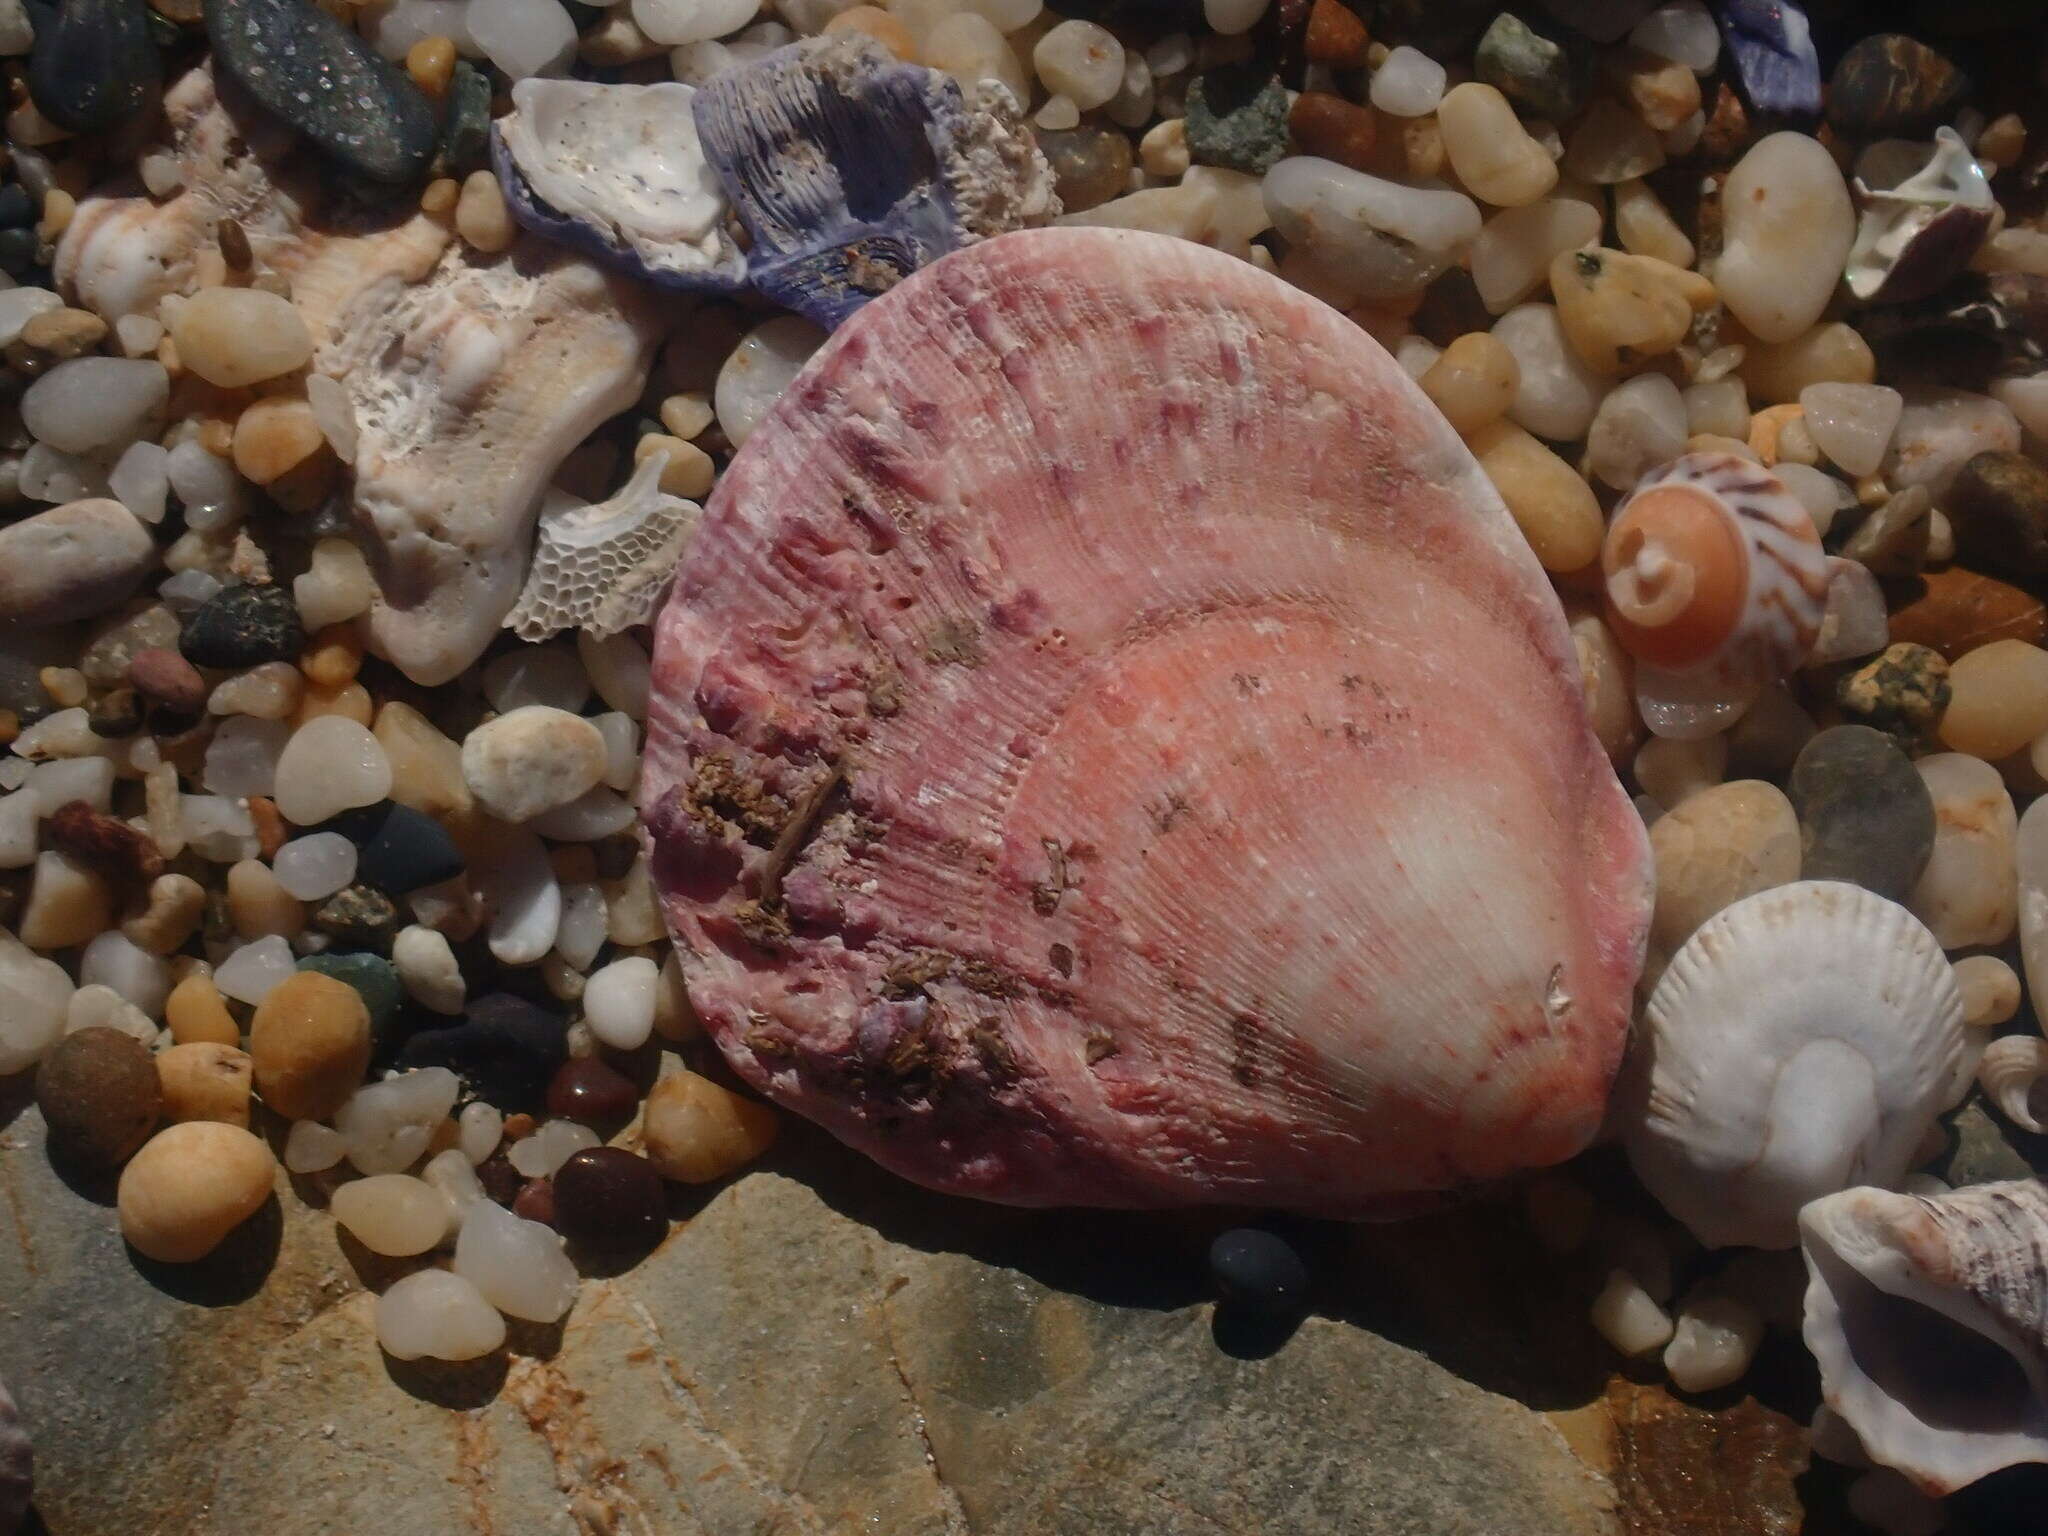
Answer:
693;35;1059;329
491;79;747;291
506;450;702;642
1848;129;1996;308
1802;1179;2048;1494
1619;880;1963;1249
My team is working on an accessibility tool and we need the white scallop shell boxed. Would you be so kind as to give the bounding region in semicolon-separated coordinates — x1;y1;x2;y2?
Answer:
505;449;701;642
1619;880;1963;1249
1978;1036;2048;1135
1801;1179;2048;1494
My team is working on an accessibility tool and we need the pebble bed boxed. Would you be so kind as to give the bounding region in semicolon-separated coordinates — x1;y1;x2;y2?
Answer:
0;0;2041;1529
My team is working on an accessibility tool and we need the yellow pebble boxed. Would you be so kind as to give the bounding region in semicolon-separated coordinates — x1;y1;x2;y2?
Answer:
36;187;74;243
38;666;85;707
420;177;460;216
1747;403;1806;466
117;1122;277;1264
1612;177;1695;270
166;973;241;1048
1419;332;1520;438
406;35;457;96
1737;321;1877;406
1467;418;1604;573
1939;640;2048;761
657;391;715;441
455;170;515;254
1549;247;1706;376
248;971;373;1123
640;1070;780;1184
634;432;716;499
824;6;918;60
301;624;364;689
233;396;326;486
1436;83;1556;208
157;1042;255;1129
294;679;374;727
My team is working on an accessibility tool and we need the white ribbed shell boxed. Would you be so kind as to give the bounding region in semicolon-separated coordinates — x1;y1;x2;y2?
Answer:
1620;880;1963;1249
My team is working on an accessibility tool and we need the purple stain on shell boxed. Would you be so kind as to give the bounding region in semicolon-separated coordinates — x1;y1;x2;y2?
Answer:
1713;0;1821;118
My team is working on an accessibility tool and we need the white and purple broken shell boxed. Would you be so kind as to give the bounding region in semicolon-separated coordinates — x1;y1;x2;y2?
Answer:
1847;129;1996;308
505;448;702;642
693;34;1059;329
491;79;748;292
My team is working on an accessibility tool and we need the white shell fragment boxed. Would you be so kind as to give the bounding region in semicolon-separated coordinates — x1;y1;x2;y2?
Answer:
1846;128;1995;305
1801;1179;2048;1494
1977;1036;2048;1135
506;449;702;641
1619;881;1963;1249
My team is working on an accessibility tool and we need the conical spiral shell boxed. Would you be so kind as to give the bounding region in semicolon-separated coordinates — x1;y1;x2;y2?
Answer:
1801;1179;2048;1494
1978;1037;2048;1136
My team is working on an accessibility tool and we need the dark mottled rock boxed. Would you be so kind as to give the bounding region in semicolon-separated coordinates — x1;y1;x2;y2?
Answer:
296;952;402;1040
309;884;399;949
28;0;161;134
1209;1228;1309;1317
202;0;437;184
1787;724;1937;901
552;1147;665;1254
1716;0;1821;118
1185;64;1291;176
398;992;569;1111
546;1054;639;1129
1289;91;1378;173
1037;127;1134;215
1836;642;1951;744
1826;34;1967;139
178;583;304;670
0;187;35;231
1948;451;2048;577
476;1152;523;1206
1303;0;1369;67
1940;1100;2037;1186
430;60;491;179
321;800;462;896
35;1026;161;1168
46;799;163;883
87;687;142;738
1475;12;1589;123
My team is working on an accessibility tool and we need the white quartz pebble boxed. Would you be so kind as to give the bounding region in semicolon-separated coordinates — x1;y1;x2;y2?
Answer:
284;1119;349;1174
716;316;827;449
167;438;246;531
1368;46;1445;117
422;1147;488;1234
332;1174;451;1256
0;288;59;347
1469;198;1603;315
584;956;659;1050
454;1199;580;1322
1201;0;1267;36
467;0;577;79
1883;389;2022;500
463;706;606;823
376;1269;507;1362
180;794;261;863
0;933;75;1074
79;930;171;1018
963;0;1039;30
1585;373;1687;491
1661;1290;1764;1393
1909;753;2018;952
1263;157;1480;301
458;1101;504;1166
0;792;35;869
65;984;155;1044
273;717;392;828
922;12;1029;99
1717;133;1854;343
305;374;358;464
1629;0;1718;71
592;713;639;791
395;924;466;1015
23;359;168;456
336;1067;462;1175
634;0;760;44
160;570;222;614
1492;303;1609;442
109;440;170;524
27;757;115;815
577;630;652;720
293;538;375;632
214;934;297;1005
18;444;108;504
1800;383;1903;479
1033;20;1123;110
363;0;486;60
525;787;638;841
476;826;562;967
482;643;590;715
1774;463;1850;537
508;1118;600;1178
554;882;608;971
1590;1268;1675;1356
272;833;359;901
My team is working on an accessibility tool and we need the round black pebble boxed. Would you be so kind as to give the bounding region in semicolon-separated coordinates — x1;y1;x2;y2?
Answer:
0;186;35;231
1208;1229;1309;1317
178;582;306;670
29;0;162;135
399;993;569;1112
0;229;37;278
325;800;464;895
552;1148;665;1254
546;1055;639;1129
476;1153;524;1207
512;1176;557;1228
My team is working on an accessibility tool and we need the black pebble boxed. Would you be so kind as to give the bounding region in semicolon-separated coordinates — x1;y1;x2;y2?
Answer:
29;0;161;135
552;1147;666;1255
0;186;35;231
431;60;493;179
1208;1228;1310;1317
0;229;38;277
400;993;570;1112
179;582;306;669
323;800;464;895
203;0;437;184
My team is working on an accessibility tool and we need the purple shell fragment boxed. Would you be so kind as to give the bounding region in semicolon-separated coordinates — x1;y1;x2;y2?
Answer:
1713;0;1821;118
491;78;748;293
693;35;1058;330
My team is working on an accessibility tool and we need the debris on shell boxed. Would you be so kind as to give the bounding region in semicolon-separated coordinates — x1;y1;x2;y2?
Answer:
694;35;1060;329
1618;880;1962;1249
1847;129;1996;308
641;227;1652;1215
506;449;703;642
1976;1035;2048;1135
1800;1179;2048;1494
491;79;747;291
318;240;668;686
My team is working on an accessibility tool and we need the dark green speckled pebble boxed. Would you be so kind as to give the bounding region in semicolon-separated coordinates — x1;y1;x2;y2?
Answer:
1185;64;1291;176
203;0;437;184
28;0;161;135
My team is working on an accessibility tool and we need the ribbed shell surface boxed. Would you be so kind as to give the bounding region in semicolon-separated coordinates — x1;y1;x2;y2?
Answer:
642;226;1652;1213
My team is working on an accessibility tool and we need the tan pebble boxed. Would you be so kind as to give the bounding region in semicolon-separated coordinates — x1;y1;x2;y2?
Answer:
1437;83;1556;208
216;217;252;271
1612;178;1695;270
157;1042;255;1129
293;679;374;727
604;853;666;946
1467;419;1603;573
1648;779;1800;956
117;1121;277;1263
502;1112;537;1142
332;1173;449;1256
248;970;373;1122
248;796;288;860
1738;321;1875;405
1977;113;2025;172
226;858;306;941
1419;332;1520;437
1635;733;1727;811
657;392;715;442
455;171;515;254
124;873;207;956
1606;47;1700;132
1549;247;1706;375
165;972;240;1047
375;702;472;820
36;187;75;243
1684;432;1759;461
301;625;364;689
406;35;457;96
209;660;304;720
195;416;234;457
641;1070;779;1184
1568;604;1640;764
20;849;112;951
232;396;325;487
169;287;314;389
38;666;85;707
1938;640;2048;762
420;177;459;216
633;432;716;499
1747;403;1806;466
650;950;701;1043
1139;118;1189;179
548;844;597;885
19;306;106;359
823;6;918;60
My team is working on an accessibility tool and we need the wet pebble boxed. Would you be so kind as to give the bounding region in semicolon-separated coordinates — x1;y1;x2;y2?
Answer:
1826;34;1966;140
1184;64;1290;175
1717;132;1853;344
1038;126;1134;214
375;1269;504;1361
1208;1228;1309;1317
0;499;156;628
1786;725;1935;902
453;1197;578;1321
639;1070;778;1183
1910;752;2018;951
249;970;373;1122
180;582;305;670
29;0;160;134
1946;451;2048;577
552;1146;666;1254
546;1053;640;1129
1938;641;2048;763
35;1025;160;1167
400;992;569;1111
311;884;400;949
117;1121;277;1263
273;716;391;827
1837;642;1951;746
332;1173;449;1256
1303;0;1368;67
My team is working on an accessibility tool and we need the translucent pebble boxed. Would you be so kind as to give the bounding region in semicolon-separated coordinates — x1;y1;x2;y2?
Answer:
284;1119;348;1174
922;12;1028;98
715;316;828;449
458;1101;504;1166
591;713;640;791
202;716;292;798
1800;383;1903;479
577;630;652;720
169;288;314;390
1263;158;1480;301
525;787;638;841
422;1147;487;1233
272;833;359;901
1662;1290;1764;1393
1368;46;1445;117
15;708;101;763
376;1269;506;1362
65;984;155;1044
214;934;298;1005
584;956;659;1050
79;929;171;1018
19;442;108;503
482;642;590;714
554;882;608;971
633;0;760;45
1469;198;1603;314
294;539;376;633
332;1174;450;1256
1718;133;1854;344
467;0;577;79
305;374;358;464
1201;0;1267;36
507;1117;600;1178
27;757;114;815
1032;20;1123;111
962;0;1038;30
336;1067;462;1175
1774;462;1850;537
272;717;392;828
362;0;484;59
1590;1267;1674;1355
394;925;466;1015
109;440;170;524
23;359;169;456
1630;0;1718;72
0;288;60;348
454;1198;580;1322
167;438;246;529
0;792;35;869
1492;303;1609;441
476;826;561;966
180;794;260;863
0;934;75;1074
1585;373;1687;491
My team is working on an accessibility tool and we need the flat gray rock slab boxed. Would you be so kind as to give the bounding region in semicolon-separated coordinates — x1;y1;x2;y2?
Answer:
2;1091;1617;1534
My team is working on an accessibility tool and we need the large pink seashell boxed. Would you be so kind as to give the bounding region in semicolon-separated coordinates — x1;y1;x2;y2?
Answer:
641;227;1652;1214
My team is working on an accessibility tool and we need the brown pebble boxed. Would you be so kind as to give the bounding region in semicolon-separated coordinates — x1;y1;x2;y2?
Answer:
157;1042;255;1128
553;1147;665;1253
129;647;208;711
248;970;373;1122
247;796;287;860
36;1026;162;1168
1888;567;2047;663
217;217;252;271
546;1055;639;1129
1699;81;1752;165
502;1112;538;1141
1289;92;1378;173
46;798;164;883
18;306;107;359
512;1176;557;1227
477;1154;524;1206
166;972;240;1047
1305;0;1369;66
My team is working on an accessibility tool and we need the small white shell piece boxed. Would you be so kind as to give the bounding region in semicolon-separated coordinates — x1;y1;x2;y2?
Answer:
505;450;701;641
1846;128;1995;303
1800;1179;2048;1494
1977;1036;2048;1135
1619;880;1963;1249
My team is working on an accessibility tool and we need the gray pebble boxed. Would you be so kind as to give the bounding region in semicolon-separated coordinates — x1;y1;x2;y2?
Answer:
1786;724;1937;902
0;498;155;627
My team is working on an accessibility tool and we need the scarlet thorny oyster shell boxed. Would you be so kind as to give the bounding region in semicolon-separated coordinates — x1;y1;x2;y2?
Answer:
641;227;1652;1213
